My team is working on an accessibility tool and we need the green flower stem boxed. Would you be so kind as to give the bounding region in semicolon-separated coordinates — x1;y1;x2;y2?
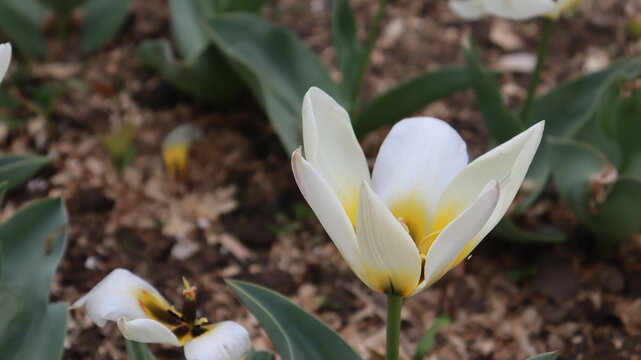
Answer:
352;0;388;106
386;293;403;360
520;17;553;125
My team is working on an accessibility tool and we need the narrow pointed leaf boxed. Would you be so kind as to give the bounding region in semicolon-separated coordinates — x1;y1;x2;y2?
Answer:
246;349;276;360
169;0;211;59
462;35;523;143
0;0;46;58
493;218;565;244
218;0;264;12
0;154;49;190
36;0;86;14
227;280;361;360
80;0;132;54
527;352;559;360
331;0;362;103
413;314;451;360
125;340;157;360
137;39;241;104
353;66;470;136
0;197;68;360
204;14;339;152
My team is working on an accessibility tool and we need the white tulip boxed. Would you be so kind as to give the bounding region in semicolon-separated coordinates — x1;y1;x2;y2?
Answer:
292;87;544;296
0;43;11;84
73;269;250;360
449;0;582;21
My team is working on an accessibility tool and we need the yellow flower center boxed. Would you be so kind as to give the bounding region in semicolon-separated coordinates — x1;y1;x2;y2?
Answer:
136;289;214;345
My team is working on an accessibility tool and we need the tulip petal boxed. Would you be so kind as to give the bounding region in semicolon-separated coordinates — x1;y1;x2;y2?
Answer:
356;182;422;296
72;268;169;327
0;43;11;84
412;180;499;295
302;87;370;223
372;117;468;241
183;321;251;360
292;149;376;290
485;0;557;20
449;0;489;20
117;318;181;346
434;121;544;265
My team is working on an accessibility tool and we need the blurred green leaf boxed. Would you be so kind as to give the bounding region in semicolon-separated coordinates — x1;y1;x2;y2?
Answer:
353;67;470;136
0;197;68;360
204;14;339;152
169;0;211;59
0;0;46;58
413;314;451;360
493;218;565;244
246;349;276;360
518;57;641;213
526;352;559;360
99;124;136;173
227;280;362;360
125;339;157;360
80;0;132;54
0;154;50;190
217;0;264;12
36;0;86;14
549;138;641;243
462;35;523;144
138;39;241;104
596;71;641;161
331;0;362;103
0;182;6;206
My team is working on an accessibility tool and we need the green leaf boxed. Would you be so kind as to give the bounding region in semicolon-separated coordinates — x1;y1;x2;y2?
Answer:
518;57;641;212
246;349;276;360
204;14;339;152
227;280;361;360
80;0;132;54
526;352;559;360
0;182;6;206
0;197;68;360
493;218;565;244
413;314;451;360
596;71;641;159
462;35;523;143
125;340;157;360
169;0;212;59
331;0;362;103
0;0;46;58
0;154;49;190
36;0;86;14
549;138;641;243
137;39;242;104
353;67;470;136
217;0;264;13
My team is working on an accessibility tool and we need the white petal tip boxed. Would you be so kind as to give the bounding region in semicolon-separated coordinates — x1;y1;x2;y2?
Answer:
184;321;251;360
117;317;181;347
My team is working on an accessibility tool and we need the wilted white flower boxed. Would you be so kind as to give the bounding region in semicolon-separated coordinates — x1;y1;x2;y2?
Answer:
73;269;250;360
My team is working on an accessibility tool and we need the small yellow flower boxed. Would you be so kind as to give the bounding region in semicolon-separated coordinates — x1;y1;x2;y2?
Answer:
292;87;544;296
162;124;202;179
